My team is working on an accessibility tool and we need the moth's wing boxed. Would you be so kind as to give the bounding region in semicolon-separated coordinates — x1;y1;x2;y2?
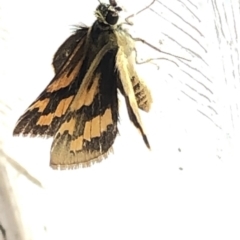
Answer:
116;48;151;149
53;27;88;73
131;76;152;112
50;48;119;169
115;31;152;112
13;27;89;137
119;73;152;112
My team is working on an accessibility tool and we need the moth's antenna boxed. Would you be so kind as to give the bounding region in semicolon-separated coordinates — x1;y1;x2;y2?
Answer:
125;0;156;24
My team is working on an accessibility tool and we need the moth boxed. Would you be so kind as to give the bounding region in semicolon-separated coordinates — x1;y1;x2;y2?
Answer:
13;0;153;169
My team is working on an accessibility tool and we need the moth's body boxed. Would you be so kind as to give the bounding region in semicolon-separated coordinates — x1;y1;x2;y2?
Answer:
13;2;152;169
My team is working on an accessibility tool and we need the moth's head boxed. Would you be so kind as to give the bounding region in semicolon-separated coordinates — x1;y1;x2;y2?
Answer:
95;0;122;26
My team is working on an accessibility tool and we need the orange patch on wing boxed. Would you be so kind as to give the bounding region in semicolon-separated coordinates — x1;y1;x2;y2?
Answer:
81;108;113;140
29;98;50;112
84;77;99;106
37;113;54;126
91;115;101;138
47;60;82;92
101;108;113;132
70;74;99;110
83;121;91;141
55;96;74;116
91;108;113;138
36;96;74;126
70;136;83;152
58;117;76;135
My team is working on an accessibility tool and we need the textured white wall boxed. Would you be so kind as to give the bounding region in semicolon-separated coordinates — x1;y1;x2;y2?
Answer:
1;0;240;239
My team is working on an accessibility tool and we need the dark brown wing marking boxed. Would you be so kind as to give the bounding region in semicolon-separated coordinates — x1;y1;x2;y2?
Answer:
53;27;89;73
131;76;152;112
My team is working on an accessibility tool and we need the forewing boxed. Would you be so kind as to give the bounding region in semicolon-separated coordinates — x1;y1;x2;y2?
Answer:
116;45;150;149
50;49;119;169
13;27;89;137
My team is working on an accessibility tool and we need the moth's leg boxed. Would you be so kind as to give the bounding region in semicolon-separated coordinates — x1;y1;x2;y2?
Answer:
133;48;161;70
132;37;190;62
122;0;190;62
124;0;157;25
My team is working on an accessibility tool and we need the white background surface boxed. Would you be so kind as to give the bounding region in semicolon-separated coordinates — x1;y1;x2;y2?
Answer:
1;0;240;239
